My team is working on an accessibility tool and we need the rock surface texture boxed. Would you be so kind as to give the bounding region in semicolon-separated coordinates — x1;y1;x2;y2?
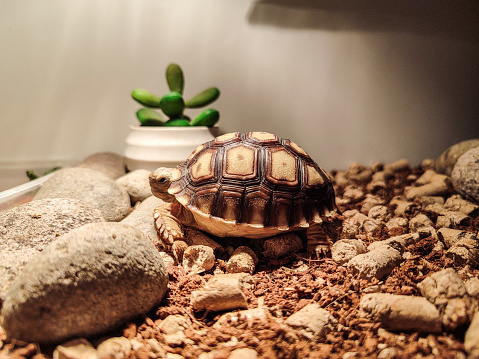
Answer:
1;222;168;343
34;167;131;221
116;169;152;204
120;195;163;244
435;139;479;176
451;147;479;203
0;198;104;300
76;152;127;179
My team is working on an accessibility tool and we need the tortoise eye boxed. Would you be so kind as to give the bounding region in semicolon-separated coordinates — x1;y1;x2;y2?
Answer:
158;177;167;184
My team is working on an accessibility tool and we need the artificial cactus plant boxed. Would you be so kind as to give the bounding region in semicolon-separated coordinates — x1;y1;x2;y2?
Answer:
131;64;220;127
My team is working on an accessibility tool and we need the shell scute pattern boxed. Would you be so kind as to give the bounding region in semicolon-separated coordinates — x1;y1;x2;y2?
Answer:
168;132;336;230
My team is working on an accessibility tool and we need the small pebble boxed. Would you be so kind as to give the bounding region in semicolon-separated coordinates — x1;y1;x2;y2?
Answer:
360;293;441;333
347;245;403;280
229;348;258;359
437;228;475;248
190;273;254;312
96;337;131;359
409;214;436;238
284;303;337;341
405;176;450;199
417;268;466;306
465;312;479;359
367;233;420;253
182;245;215;274
385;217;408;235
465;277;479;297
226;246;258;274
53;338;99;359
366;172;387;191
159;315;188;335
214;308;273;329
383;159;410;178
331;239;367;265
390;197;415;216
446;236;479;267
442;298;469;331
368;205;389;221
445;195;479;215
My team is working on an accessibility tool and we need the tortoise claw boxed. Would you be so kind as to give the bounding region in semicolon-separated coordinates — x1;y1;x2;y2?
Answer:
153;203;185;248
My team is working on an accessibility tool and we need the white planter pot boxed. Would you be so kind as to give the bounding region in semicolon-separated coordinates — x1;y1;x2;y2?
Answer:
125;125;221;171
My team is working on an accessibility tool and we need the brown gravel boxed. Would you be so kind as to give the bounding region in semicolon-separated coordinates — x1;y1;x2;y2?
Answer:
1;161;478;359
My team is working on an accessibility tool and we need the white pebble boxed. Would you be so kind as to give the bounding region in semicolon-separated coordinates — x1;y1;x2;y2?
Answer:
360;293;441;333
190;273;254;312
331;239;367;265
347;245;402;280
182;245;215;274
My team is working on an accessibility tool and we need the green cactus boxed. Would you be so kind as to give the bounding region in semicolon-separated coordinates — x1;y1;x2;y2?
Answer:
131;63;220;127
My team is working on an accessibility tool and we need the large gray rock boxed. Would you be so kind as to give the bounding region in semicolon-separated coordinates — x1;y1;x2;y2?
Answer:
435;139;479;176
0;198;104;300
1;222;168;343
116;169;152;204
34;167;131;221
76;152;127;179
451;147;479;203
121;195;163;244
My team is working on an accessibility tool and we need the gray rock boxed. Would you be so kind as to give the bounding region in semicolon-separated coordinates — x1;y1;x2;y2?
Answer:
0;198;104;301
121;195;163;244
77;152;127;179
116;169;152;204
435;139;479;176
451;147;479;203
34;168;131;222
1;222;168;343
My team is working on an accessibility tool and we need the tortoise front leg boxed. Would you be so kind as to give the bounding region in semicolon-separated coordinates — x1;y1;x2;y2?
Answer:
153;202;184;245
153;202;188;261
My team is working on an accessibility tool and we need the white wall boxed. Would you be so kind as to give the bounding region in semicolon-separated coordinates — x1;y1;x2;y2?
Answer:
1;0;478;171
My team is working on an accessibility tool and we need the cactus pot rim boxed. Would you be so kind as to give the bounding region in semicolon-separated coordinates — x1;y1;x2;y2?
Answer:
124;125;221;171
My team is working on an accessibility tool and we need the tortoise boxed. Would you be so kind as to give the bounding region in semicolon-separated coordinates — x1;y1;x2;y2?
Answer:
149;131;338;257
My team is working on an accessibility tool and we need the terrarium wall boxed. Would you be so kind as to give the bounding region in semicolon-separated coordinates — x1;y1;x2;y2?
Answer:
1;0;478;171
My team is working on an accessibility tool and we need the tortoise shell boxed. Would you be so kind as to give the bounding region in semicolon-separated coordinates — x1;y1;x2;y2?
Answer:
167;131;337;238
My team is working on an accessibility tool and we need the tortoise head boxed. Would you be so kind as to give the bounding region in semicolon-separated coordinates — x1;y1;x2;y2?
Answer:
149;167;177;203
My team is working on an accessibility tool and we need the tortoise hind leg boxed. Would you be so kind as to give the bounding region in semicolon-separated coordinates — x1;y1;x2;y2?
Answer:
306;224;331;258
